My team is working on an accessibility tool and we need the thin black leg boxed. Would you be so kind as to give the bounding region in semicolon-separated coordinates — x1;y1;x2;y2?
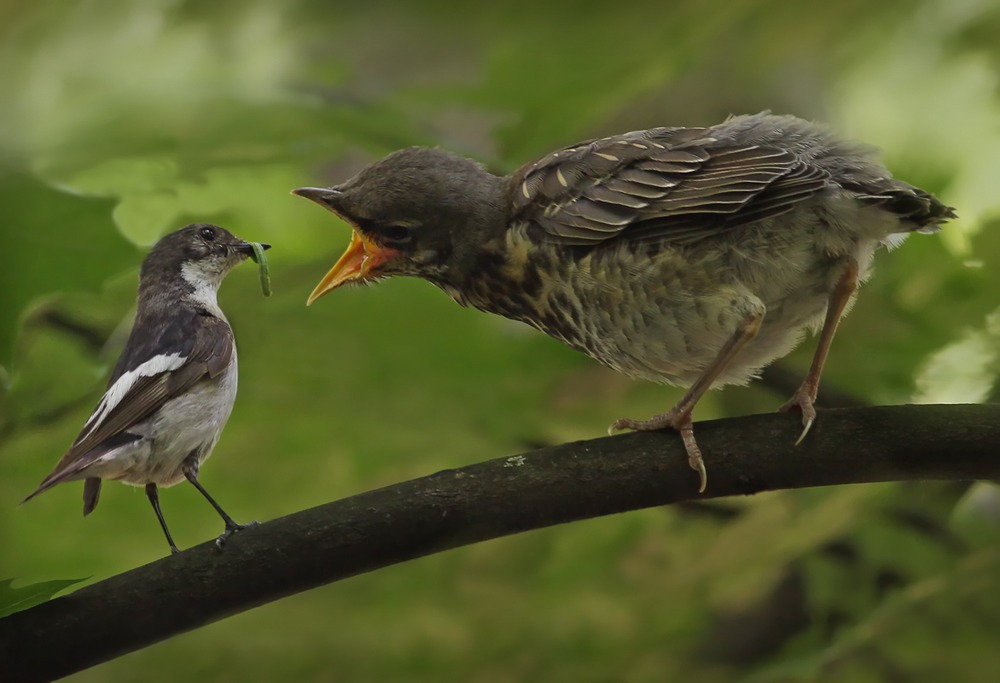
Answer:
145;483;180;554
182;460;257;549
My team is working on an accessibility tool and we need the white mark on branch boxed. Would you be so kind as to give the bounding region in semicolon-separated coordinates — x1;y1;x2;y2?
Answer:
504;455;527;468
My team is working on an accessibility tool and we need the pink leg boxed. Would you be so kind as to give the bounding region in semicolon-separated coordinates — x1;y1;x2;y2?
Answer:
611;309;764;493
779;258;859;442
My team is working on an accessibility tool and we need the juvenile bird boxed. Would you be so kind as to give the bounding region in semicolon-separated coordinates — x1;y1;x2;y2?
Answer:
23;224;269;553
294;113;953;492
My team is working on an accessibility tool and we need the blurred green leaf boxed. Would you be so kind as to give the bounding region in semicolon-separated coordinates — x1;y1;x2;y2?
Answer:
111;191;183;246
0;171;136;372
0;577;86;619
951;483;1000;547
64;156;179;197
913;307;1000;404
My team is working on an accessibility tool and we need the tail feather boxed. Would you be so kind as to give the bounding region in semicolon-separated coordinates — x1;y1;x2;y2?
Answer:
83;478;102;516
22;432;141;512
859;186;956;233
20;460;94;507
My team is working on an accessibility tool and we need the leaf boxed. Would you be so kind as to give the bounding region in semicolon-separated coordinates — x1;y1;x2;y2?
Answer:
62;156;179;197
0;170;138;371
0;577;87;619
951;483;1000;547
112;191;182;246
913;306;1000;404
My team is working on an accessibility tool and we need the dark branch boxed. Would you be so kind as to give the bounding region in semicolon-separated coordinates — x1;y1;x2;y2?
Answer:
2;404;998;682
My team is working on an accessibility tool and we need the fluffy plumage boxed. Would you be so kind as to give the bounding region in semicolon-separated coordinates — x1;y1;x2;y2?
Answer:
296;113;954;491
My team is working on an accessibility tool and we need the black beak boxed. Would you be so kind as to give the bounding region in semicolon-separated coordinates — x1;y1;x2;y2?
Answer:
292;187;342;207
235;242;271;256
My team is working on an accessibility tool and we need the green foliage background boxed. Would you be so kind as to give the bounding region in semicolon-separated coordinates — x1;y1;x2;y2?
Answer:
1;0;999;680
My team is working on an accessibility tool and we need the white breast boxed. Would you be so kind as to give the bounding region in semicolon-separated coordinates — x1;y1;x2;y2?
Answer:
85;346;239;487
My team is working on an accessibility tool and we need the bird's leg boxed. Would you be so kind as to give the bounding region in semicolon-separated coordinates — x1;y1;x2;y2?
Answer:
779;258;859;443
611;309;764;493
145;483;180;555
182;458;258;549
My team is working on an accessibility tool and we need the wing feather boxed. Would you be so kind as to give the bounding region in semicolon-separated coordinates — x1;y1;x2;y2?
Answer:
24;316;234;500
511;127;831;246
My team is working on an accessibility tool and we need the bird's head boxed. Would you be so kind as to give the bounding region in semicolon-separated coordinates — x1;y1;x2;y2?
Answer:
294;147;507;305
143;223;270;291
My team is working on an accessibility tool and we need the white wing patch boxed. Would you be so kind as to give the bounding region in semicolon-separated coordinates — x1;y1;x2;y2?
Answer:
77;352;186;442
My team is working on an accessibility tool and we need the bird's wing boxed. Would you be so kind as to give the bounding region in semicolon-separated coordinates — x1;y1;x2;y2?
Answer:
25;317;234;496
510;126;830;246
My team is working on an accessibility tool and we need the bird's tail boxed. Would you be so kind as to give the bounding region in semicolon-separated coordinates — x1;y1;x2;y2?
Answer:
861;186;956;234
20;468;78;505
83;478;102;515
21;467;102;516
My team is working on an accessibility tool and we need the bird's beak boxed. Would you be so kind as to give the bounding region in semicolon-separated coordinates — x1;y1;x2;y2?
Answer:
294;186;398;305
306;230;396;305
293;186;340;205
235;242;271;256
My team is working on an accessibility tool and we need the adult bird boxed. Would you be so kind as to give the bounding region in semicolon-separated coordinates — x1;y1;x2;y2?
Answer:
294;113;953;492
23;224;270;553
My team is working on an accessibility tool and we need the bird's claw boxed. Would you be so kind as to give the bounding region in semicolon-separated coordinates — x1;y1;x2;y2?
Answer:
794;416;815;445
610;410;707;492
678;422;708;493
690;453;708;494
214;519;260;549
779;388;818;445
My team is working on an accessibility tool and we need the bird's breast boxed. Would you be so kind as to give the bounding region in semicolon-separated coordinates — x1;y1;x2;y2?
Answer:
461;222;877;387
108;350;239;487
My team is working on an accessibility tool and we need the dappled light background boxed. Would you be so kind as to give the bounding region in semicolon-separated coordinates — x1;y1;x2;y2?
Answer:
1;0;999;680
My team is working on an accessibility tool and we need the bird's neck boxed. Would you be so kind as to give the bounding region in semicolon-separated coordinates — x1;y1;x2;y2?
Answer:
449;225;580;339
137;267;226;322
180;262;227;319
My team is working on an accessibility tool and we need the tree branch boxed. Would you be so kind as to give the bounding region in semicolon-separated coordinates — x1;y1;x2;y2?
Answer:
2;404;998;682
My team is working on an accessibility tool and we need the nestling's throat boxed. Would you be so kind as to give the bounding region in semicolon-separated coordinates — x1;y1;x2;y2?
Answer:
451;227;588;347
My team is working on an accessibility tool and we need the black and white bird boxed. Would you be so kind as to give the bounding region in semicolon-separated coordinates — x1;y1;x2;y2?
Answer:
23;224;269;554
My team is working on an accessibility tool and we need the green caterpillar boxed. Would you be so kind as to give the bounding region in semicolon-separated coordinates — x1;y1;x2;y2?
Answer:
248;242;271;297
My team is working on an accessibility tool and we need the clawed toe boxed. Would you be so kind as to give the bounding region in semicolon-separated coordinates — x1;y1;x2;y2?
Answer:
794;416;815;445
610;409;707;492
609;409;683;434
214;520;259;549
779;389;818;445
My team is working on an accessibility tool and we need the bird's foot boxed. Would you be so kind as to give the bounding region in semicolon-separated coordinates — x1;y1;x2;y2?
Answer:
778;387;817;445
214;520;260;550
610;409;707;493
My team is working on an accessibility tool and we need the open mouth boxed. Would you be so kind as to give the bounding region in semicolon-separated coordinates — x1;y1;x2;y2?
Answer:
306;229;398;305
292;186;401;305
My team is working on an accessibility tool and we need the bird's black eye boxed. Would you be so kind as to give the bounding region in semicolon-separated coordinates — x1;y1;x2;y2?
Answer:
200;227;216;241
379;225;412;243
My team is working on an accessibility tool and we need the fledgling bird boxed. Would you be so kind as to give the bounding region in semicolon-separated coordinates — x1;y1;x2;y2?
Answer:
23;224;270;553
294;112;954;492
